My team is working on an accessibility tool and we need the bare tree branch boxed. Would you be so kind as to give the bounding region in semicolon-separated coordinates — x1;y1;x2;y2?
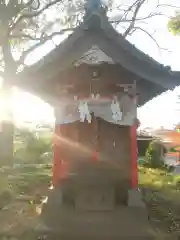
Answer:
111;0;140;28
17;29;73;65
10;0;63;32
123;0;146;38
130;26;168;53
110;12;170;24
25;0;40;10
120;0;140;22
157;4;180;9
10;28;74;41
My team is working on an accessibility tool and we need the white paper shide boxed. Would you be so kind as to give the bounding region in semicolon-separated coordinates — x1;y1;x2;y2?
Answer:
55;94;136;126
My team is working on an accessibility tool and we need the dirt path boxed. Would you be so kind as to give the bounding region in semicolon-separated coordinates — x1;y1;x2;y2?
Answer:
0;201;177;239
0;185;179;239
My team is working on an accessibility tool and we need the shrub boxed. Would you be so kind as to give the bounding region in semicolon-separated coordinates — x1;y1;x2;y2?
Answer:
14;128;53;164
144;140;165;169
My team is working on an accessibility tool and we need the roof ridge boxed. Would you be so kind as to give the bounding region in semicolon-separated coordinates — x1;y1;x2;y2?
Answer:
97;13;174;74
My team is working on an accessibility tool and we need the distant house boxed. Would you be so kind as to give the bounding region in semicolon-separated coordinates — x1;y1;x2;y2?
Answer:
153;128;180;165
137;134;154;157
137;132;167;162
153;128;180;148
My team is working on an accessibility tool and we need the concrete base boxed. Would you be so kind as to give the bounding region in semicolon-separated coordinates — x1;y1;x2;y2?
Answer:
40;205;153;238
128;188;146;208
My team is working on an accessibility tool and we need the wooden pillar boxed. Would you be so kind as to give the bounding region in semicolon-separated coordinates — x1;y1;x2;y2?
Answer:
130;121;138;189
0;84;13;166
52;124;69;187
52;125;61;186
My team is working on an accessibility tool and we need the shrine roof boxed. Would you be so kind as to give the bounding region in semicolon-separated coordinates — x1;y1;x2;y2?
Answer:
137;135;154;141
15;7;180;106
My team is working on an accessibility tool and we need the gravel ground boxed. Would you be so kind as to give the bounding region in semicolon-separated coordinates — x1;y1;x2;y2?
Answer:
0;189;180;239
142;187;180;236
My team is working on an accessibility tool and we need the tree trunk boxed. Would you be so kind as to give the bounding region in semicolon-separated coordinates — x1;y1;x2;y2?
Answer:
0;30;16;166
0;82;14;166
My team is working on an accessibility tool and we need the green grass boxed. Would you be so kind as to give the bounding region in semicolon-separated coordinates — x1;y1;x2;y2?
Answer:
139;166;173;188
0;164;52;234
1;164;180;200
139;166;180;199
1;161;180;235
139;166;180;234
0;164;52;198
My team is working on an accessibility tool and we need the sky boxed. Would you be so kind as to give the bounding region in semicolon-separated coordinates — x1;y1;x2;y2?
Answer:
1;0;180;129
129;0;180;129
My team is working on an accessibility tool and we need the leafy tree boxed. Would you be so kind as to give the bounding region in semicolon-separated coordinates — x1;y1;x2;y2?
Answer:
168;14;180;35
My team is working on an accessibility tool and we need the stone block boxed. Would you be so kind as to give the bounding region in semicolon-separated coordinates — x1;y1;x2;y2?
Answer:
75;184;115;211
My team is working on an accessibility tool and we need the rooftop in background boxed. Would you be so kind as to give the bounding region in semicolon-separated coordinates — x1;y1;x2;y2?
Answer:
137;135;154;141
153;128;180;147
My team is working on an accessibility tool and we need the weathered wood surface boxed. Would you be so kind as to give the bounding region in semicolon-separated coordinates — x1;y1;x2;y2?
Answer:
55;118;131;185
51;63;136;86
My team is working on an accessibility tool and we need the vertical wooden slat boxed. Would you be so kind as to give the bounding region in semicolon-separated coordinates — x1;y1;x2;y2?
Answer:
130;123;138;189
52;125;61;186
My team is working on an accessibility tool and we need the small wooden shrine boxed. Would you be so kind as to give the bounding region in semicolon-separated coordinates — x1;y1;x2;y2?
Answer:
11;1;180;237
13;3;180;190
